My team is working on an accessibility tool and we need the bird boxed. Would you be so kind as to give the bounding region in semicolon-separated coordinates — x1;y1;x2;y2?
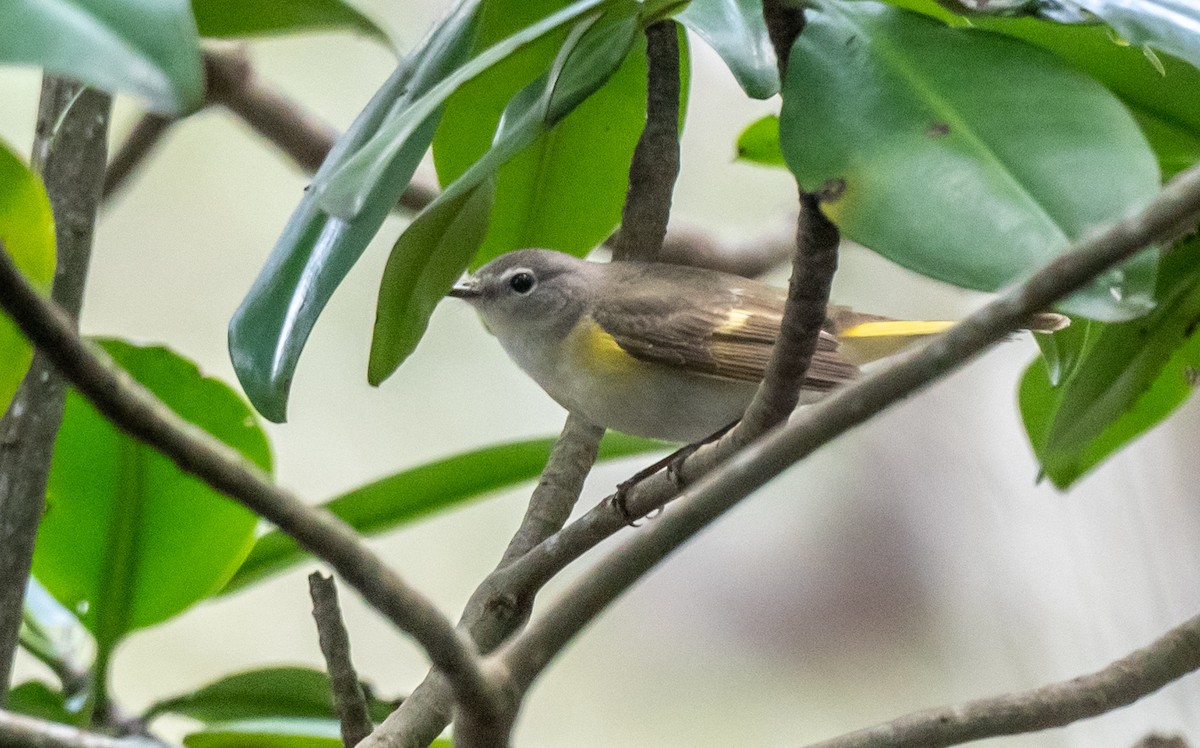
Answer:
448;248;1066;443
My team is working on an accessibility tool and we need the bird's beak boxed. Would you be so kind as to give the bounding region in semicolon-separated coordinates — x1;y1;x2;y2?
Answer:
448;277;481;300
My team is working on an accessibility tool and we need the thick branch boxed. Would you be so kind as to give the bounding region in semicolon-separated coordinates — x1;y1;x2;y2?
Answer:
0;710;165;748
0;79;110;702
494;159;1200;697
610;20;681;263
362;416;604;748
806;612;1200;748
310;573;374;748
0;246;500;727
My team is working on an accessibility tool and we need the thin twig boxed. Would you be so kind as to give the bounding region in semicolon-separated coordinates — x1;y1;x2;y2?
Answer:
493;158;1200;699
309;573;375;748
0;709;166;748
804;612;1200;748
363;416;605;748
0;79;111;704
102;112;175;201
610;20;681;263
0;243;501;728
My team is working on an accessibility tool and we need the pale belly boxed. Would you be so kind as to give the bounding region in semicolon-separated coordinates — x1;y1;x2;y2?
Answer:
497;319;761;442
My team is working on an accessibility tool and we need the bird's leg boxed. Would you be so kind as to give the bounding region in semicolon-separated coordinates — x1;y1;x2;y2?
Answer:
613;421;739;525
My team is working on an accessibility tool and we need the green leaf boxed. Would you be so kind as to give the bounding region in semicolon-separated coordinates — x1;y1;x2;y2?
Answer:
146;667;397;724
0;139;55;413
222;432;665;594
0;0;203;113
1021;239;1200;488
316;0;616;220
184;718;343;748
191;0;388;40
778;0;1160;321
434;0;666;269
368;7;644;382
33;340;272;650
1133;109;1200;181
368;181;495;384
884;0;1200;178
735;114;784;165
7;682;76;725
676;0;779;98
228;1;482;422
1058;0;1200;71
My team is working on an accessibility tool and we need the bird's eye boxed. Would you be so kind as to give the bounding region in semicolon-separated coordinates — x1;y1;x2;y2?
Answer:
508;271;536;295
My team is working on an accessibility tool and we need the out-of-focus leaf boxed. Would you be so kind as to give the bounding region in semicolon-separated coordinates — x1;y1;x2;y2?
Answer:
779;0;1159;321
6;682;76;725
227;1;482;423
146;667;397;724
677;0;778;98
368;6;643;382
1058;0;1200;71
33;341;272;651
1134;110;1200;180
20;577;94;685
223;432;665;593
0;140;54;413
184;718;452;748
368;181;495;384
735;114;784;165
0;0;202;113
1022;239;1200;488
191;0;387;40
316;0;615;220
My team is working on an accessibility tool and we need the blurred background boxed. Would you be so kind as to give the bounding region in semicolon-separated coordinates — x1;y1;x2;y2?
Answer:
4;1;1200;744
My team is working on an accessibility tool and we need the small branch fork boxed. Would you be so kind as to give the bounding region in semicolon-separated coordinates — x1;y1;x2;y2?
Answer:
309;573;375;748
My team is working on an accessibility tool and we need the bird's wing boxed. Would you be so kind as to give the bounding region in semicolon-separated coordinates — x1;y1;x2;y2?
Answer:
591;274;858;391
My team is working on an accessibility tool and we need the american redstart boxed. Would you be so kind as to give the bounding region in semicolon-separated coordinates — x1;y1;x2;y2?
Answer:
449;248;1067;442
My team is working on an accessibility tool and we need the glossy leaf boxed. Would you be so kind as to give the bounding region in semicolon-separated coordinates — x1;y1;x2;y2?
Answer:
1021;239;1200;488
735;114;784;165
677;0;778;98
33;341;272;649
1059;0;1200;71
0;0;203;113
885;0;1200;176
222;432;665;593
368;181;495;384
433;0;661;268
369;7;643;382
191;0;388;40
6;682;75;725
228;1;482;422
146;667;397;724
779;0;1160;321
0;140;55;413
317;0;615;220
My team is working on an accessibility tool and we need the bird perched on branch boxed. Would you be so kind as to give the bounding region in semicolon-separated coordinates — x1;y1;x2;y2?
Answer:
449;248;1066;442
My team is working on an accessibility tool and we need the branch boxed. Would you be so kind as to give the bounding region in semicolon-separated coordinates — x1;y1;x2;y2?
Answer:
610;20;681;263
0;709;165;748
309;573;374;748
0;245;501;728
494;158;1200;698
805;612;1200;748
361;415;604;748
102;112;174;201
0;79;111;703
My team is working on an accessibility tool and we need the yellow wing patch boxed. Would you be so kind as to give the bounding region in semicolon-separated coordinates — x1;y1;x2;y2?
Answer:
839;320;955;338
837;320;954;365
569;318;641;374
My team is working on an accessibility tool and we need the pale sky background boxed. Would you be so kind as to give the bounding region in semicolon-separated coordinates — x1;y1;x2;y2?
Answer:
3;1;1200;745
